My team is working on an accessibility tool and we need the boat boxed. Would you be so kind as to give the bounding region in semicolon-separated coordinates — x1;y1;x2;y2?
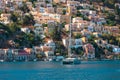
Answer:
0;60;4;62
44;58;53;62
62;16;81;65
63;58;80;64
13;60;16;62
33;59;37;62
53;56;64;62
48;58;52;61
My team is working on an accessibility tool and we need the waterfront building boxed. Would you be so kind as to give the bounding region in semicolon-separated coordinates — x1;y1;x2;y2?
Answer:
13;49;35;61
0;49;7;60
113;47;120;54
7;49;13;61
83;43;95;59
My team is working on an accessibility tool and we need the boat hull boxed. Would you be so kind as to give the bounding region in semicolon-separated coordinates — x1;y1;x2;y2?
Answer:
62;58;81;65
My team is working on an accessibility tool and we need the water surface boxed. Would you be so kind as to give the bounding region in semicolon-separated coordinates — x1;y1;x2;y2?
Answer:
0;60;120;80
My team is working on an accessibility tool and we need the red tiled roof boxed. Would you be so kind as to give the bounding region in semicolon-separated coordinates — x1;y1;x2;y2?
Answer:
18;50;29;55
85;43;95;50
24;48;31;53
42;46;52;52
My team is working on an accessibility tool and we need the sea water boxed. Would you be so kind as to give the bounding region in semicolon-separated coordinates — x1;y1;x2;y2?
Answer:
0;60;120;80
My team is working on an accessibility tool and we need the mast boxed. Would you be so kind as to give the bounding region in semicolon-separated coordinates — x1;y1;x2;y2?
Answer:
68;16;72;57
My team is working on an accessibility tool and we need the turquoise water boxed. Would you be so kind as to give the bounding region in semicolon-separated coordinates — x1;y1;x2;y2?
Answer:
0;60;120;80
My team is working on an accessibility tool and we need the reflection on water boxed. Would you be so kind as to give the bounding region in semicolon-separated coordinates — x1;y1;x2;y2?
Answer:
0;60;120;80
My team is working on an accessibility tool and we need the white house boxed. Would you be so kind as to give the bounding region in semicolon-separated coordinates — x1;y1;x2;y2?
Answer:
40;7;45;13
34;23;45;39
113;48;120;54
44;39;56;51
62;38;83;48
88;25;94;32
72;17;83;23
73;38;83;48
80;3;93;9
21;27;30;33
46;4;53;7
6;49;14;61
0;49;7;60
39;45;55;58
98;18;106;24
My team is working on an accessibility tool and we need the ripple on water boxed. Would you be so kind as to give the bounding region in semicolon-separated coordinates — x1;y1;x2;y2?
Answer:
0;61;120;80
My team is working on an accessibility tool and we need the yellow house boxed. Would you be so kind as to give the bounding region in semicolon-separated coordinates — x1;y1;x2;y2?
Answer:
67;6;77;15
81;37;88;43
53;0;60;3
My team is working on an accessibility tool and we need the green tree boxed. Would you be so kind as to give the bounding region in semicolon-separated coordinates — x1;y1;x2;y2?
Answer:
60;22;66;28
107;13;115;20
106;19;116;26
0;23;11;34
71;47;84;56
42;23;48;27
88;34;96;42
76;11;83;17
62;10;66;15
106;13;116;26
115;5;120;14
74;34;82;39
96;46;105;58
10;13;19;23
8;23;20;33
23;14;35;26
76;47;84;55
101;33;119;45
28;0;37;3
75;11;89;21
107;46;113;52
52;2;57;7
18;33;35;47
49;25;62;41
19;2;30;13
104;0;115;8
45;0;50;3
115;5;120;18
0;10;2;15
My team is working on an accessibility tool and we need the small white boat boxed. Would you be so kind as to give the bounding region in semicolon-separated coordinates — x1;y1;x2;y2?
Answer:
0;60;4;62
62;58;80;65
48;58;52;62
33;59;37;62
54;56;64;62
44;58;52;62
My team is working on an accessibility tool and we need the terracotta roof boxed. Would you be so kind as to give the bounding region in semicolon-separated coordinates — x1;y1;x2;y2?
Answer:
85;43;95;50
42;46;52;52
24;48;32;54
44;37;52;43
18;50;30;55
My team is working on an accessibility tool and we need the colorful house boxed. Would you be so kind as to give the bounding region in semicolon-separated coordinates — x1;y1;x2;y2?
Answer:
83;43;95;59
